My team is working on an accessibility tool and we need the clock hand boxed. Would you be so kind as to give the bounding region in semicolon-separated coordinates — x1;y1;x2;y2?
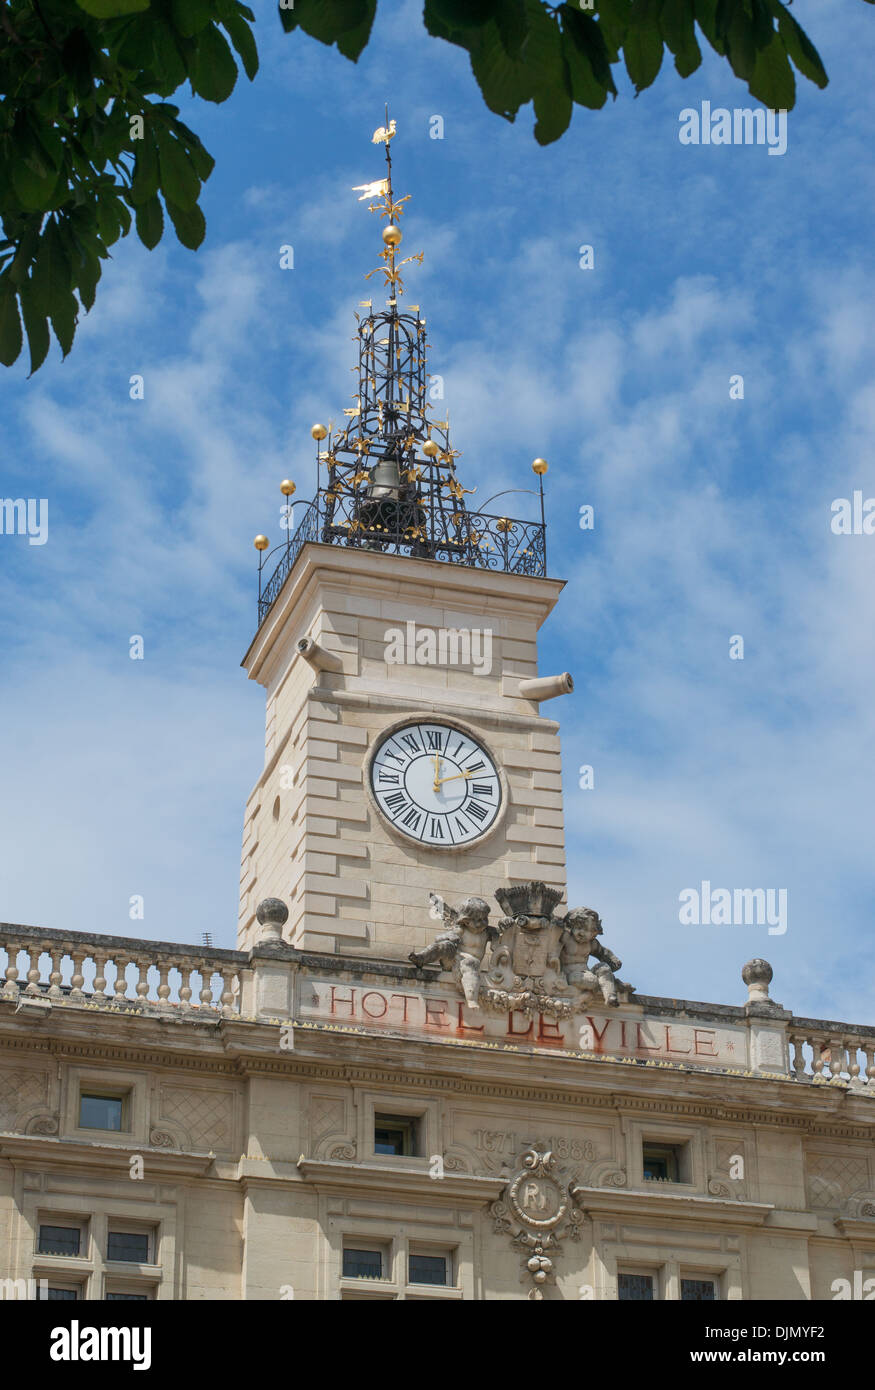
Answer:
435;769;474;788
433;751;442;792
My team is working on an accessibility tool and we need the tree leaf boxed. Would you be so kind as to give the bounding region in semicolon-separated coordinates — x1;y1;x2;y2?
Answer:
770;0;828;88
562;7;618;97
19;280;51;376
135;194;165;249
74;250;103;311
165;197;206;249
429;0;498;24
495;0;528;58
76;0;150;14
221;9;259;80
171;0;213;36
659;0;702;78
155;127;201;210
693;0;726;55
280;0;376;61
624;0;664;92
190;23;238;102
470;18;534;119
32;222;72;323
524;0;572;144
560;22;608;109
50;289;79;359
748;28;795;106
724;0;756;80
0;276;23;369
129;129;160;205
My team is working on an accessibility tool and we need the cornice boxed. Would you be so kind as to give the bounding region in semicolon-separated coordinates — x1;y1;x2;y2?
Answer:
0;1134;214;1177
295;1155;506;1203
572;1184;774;1228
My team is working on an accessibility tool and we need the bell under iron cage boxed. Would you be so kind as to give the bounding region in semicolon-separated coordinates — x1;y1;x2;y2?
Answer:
254;116;548;629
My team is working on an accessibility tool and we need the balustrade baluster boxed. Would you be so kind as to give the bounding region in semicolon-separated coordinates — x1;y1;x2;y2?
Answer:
69;951;85;1002
47;948;64;1000
24;946;42;995
2;944;21;1000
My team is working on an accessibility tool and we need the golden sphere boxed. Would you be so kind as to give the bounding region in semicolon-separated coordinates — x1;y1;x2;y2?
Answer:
253;534;270;551
382;224;403;247
280;479;296;496
311;423;328;441
532;458;549;475
422;439;440;458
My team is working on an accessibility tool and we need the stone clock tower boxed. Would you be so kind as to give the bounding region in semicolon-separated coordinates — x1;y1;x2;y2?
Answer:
238;122;572;959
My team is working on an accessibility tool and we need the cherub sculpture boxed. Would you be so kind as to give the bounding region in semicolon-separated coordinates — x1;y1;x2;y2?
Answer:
559;908;622;1007
409;894;496;1009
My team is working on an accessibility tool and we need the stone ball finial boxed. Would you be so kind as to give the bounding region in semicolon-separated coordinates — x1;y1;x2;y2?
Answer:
742;958;773;1002
256;898;289;943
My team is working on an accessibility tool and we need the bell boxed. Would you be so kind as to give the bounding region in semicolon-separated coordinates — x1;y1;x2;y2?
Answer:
366;455;402;499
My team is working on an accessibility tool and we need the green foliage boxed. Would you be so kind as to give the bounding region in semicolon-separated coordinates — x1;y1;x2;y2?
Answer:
0;0;862;373
0;0;257;372
417;0;844;142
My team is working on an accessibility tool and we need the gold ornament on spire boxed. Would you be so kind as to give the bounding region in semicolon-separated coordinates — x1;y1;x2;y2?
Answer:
353;106;422;300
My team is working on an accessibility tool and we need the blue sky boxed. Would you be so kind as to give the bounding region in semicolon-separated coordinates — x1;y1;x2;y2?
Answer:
1;0;873;1023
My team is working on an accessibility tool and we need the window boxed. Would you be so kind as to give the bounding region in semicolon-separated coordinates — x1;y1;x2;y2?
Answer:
38;1224;81;1257
342;1248;384;1280
38;1286;79;1300
642;1143;683;1183
682;1278;716;1301
618;1272;655;1301
374;1114;418;1157
409;1253;448;1286
79;1093;125;1131
106;1291;150;1301
107;1231;150;1264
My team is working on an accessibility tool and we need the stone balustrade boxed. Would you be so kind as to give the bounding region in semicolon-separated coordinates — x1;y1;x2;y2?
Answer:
0;924;248;1019
1;922;874;1095
788;1022;875;1087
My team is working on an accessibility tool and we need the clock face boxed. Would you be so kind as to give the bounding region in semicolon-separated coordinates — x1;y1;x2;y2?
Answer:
370;721;502;847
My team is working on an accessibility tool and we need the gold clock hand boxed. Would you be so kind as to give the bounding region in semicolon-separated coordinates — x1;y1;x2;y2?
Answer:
433;751;442;792
435;769;474;788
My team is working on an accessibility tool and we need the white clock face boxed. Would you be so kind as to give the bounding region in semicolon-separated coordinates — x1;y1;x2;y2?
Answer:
370;721;502;847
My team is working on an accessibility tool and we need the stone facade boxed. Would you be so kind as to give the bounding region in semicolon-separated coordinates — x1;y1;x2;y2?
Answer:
0;920;873;1300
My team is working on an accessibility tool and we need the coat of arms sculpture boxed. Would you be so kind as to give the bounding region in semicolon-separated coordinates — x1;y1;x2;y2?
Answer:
410;881;633;1018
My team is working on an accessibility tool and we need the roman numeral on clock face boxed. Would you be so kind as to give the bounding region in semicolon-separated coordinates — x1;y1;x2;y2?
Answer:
378;770;400;784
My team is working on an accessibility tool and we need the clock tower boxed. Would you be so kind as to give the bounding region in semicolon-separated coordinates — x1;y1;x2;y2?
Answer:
238;120;572;959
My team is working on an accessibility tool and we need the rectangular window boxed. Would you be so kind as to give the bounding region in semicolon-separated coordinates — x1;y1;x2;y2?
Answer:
342;1248;383;1280
107;1231;150;1264
79;1093;124;1131
374;1114;418;1157
618;1272;654;1301
408;1254;448;1286
642;1143;682;1183
106;1291;150;1301
38;1287;79;1300
38;1225;81;1257
681;1278;716;1301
